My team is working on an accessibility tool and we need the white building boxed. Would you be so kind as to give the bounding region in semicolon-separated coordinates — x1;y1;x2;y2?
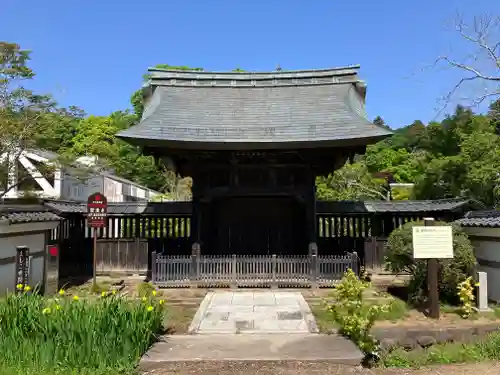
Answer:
0;149;160;202
456;211;500;303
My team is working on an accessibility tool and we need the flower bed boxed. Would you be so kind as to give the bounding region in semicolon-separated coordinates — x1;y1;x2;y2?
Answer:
0;284;165;375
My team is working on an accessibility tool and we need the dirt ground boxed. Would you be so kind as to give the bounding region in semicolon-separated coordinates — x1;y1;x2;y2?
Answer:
142;361;500;375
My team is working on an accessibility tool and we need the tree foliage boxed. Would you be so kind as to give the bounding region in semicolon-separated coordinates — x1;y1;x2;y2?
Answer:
319;104;500;207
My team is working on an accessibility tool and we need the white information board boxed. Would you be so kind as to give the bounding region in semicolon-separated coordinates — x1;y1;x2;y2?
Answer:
412;226;454;259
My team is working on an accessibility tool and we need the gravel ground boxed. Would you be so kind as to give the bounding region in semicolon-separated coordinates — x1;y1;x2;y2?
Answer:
141;361;500;375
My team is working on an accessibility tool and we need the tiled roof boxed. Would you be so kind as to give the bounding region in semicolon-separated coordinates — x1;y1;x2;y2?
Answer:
45;198;473;216
0;204;61;224
316;198;474;214
117;66;392;149
364;198;473;213
455;210;500;228
43;201;86;213
43;200;191;215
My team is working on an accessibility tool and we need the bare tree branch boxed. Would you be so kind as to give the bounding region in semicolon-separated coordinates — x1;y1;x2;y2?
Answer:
429;14;499;115
347;181;389;200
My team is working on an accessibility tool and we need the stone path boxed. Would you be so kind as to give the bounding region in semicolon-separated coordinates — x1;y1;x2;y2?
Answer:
140;290;364;370
188;291;318;334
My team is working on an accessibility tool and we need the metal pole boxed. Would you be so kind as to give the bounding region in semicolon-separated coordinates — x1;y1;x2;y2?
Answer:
93;228;97;288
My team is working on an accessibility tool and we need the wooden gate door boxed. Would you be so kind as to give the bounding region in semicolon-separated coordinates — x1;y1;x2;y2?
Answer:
215;196;303;255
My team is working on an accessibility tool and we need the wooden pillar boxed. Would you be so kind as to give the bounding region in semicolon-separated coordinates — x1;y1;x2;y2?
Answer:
306;169;317;255
191;170;202;253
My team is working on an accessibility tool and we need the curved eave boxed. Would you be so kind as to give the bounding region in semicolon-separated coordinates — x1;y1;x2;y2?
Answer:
117;133;390;151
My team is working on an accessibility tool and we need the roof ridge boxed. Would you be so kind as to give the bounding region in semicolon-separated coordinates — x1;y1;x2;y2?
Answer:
147;67;361;84
465;209;500;218
147;65;361;75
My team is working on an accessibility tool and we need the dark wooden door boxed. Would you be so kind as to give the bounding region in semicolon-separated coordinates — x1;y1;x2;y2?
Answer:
214;196;306;255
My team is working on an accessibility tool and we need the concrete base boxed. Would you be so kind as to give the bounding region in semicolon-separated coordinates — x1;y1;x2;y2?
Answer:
473;306;494;313
139;334;363;371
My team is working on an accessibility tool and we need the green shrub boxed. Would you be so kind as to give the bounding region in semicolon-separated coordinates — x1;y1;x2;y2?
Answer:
326;269;389;354
0;287;164;373
384;220;476;305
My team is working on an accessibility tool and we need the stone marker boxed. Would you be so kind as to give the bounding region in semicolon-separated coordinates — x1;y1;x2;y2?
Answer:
477;271;492;312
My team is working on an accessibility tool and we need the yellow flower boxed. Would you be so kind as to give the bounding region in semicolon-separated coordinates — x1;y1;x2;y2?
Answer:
58;289;65;296
112;290;117;295
159;299;165;305
24;285;31;292
152;290;157;297
142;296;147;302
73;295;79;301
101;291;107;297
16;284;23;290
147;306;154;312
42;307;51;315
55;305;62;311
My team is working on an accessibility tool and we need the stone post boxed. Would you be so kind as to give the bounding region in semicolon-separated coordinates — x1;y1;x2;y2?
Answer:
309;243;318;289
476;271;491;312
190;242;200;288
151;251;157;283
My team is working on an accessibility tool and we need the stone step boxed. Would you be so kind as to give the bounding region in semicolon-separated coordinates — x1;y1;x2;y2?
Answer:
139;334;363;371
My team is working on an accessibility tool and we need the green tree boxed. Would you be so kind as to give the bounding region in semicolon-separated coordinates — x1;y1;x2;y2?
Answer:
0;42;60;196
67;111;169;191
373;116;391;130
316;162;387;201
34;106;85;152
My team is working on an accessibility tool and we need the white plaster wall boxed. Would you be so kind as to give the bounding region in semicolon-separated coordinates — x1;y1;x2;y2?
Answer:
104;178;122;202
462;226;500;302
62;174;104;202
136;187;146;199
64;173;158;203
86;176;104;197
0;232;46;296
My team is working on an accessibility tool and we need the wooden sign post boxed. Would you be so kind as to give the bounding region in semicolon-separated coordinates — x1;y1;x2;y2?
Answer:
15;246;30;293
412;218;453;319
87;193;108;288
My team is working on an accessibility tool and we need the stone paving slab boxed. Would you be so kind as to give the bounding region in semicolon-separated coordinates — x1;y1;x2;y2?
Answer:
188;291;318;334
140;334;363;371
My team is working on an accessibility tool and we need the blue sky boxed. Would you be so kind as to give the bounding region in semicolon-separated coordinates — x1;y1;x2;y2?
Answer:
2;0;497;128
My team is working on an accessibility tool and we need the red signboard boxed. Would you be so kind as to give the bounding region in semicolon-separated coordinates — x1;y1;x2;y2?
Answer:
87;193;108;228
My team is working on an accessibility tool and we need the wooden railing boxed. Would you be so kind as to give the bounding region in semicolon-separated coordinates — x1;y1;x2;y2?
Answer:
151;253;358;288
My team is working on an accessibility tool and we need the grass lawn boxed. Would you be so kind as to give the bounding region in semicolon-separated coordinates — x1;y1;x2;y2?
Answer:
307;286;500;334
306;288;410;332
381;332;500;368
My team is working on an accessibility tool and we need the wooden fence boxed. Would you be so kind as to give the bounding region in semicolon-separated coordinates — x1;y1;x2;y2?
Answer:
151;253;358;288
95;239;149;275
53;204;459;277
363;237;389;273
